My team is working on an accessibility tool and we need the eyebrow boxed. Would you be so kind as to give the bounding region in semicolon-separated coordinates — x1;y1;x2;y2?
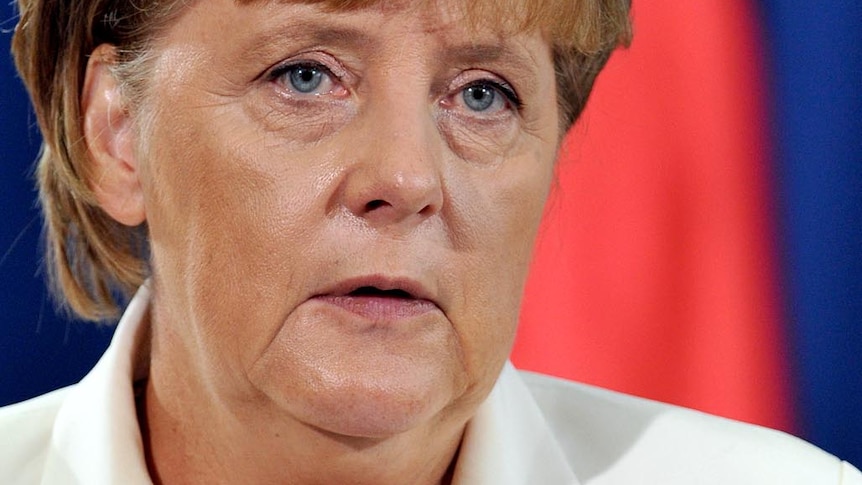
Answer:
305;24;376;48
243;20;379;61
442;42;541;94
443;42;535;68
247;22;536;73
238;8;542;96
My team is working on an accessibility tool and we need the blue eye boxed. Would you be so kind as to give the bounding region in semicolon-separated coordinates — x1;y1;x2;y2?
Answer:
287;64;325;93
269;58;351;101
462;84;497;112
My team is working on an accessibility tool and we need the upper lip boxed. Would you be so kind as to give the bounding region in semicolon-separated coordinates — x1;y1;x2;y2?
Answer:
315;275;436;304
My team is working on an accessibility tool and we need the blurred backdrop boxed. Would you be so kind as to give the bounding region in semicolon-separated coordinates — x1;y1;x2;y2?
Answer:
2;0;860;467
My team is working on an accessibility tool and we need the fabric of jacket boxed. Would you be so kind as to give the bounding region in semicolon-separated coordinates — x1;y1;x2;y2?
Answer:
1;284;860;484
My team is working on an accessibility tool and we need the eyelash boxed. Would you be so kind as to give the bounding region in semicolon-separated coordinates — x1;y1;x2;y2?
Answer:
461;79;524;111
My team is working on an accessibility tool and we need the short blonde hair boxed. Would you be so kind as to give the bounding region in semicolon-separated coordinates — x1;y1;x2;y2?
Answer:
12;0;631;321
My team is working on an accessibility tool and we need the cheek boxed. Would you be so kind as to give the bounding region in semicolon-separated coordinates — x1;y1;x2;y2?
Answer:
141;100;341;366
449;141;554;273
442;144;555;374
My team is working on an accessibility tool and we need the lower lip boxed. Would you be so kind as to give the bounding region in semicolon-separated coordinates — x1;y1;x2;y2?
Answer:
312;295;438;321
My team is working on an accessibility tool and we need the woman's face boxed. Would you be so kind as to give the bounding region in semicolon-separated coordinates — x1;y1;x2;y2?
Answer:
133;0;559;438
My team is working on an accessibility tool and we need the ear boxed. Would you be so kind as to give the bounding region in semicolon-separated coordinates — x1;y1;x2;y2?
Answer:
81;44;146;227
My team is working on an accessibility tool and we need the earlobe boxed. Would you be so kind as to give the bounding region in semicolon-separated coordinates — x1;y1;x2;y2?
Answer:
82;44;146;227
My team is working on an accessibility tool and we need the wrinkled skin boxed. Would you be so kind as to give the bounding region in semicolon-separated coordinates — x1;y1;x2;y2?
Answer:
83;0;560;483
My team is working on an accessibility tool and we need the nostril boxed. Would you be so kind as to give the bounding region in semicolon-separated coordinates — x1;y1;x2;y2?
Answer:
418;204;435;216
365;199;388;211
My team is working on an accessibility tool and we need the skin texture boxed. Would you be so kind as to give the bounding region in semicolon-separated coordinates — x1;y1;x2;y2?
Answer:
82;1;560;483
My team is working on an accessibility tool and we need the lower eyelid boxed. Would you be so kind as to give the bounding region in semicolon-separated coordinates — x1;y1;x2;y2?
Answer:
273;71;350;99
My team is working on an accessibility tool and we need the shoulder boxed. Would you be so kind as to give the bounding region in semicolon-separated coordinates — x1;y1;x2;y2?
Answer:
517;370;862;485
0;387;72;484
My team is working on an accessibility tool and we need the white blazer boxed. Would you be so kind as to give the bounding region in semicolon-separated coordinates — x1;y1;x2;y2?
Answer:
1;285;860;484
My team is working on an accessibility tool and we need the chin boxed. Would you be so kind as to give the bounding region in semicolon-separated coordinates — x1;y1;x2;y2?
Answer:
301;382;450;439
247;301;470;439
250;340;464;440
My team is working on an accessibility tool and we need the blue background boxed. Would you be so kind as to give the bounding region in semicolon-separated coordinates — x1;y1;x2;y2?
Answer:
1;0;860;466
0;5;114;407
759;0;862;464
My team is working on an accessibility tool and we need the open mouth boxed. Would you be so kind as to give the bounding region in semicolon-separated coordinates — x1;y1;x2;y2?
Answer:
314;278;437;321
347;286;415;299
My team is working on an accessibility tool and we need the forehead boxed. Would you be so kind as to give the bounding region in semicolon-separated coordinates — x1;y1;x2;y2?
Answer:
236;0;556;38
164;0;554;76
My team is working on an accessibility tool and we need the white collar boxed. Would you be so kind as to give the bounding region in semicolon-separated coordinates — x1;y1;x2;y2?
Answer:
452;362;580;484
42;283;153;484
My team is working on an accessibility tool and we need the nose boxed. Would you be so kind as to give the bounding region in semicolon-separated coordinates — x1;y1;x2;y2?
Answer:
339;102;444;230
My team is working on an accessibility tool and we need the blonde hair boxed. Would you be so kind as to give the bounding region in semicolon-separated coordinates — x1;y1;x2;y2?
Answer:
12;0;631;321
